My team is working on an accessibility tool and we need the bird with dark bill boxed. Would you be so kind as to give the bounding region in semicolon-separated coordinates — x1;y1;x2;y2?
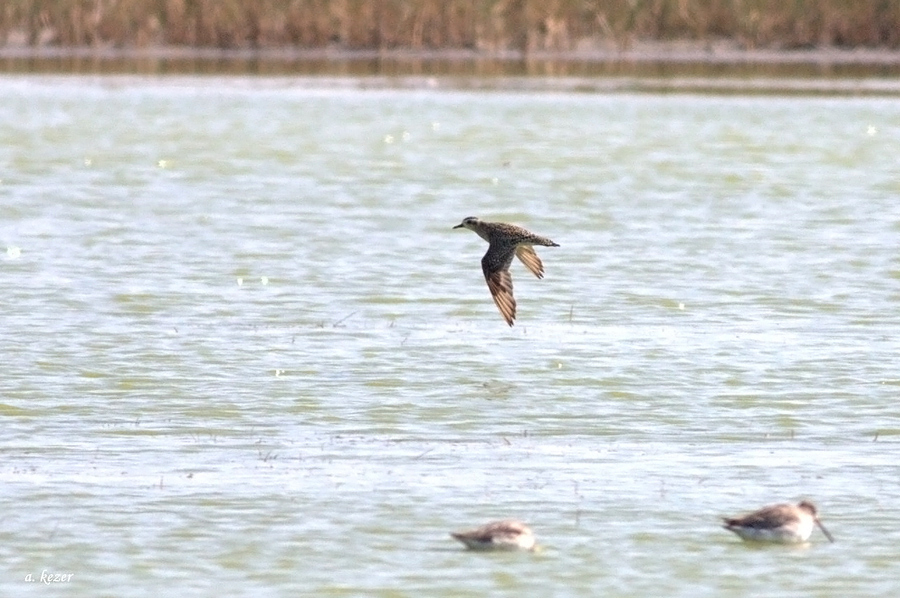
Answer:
722;501;835;544
453;217;559;326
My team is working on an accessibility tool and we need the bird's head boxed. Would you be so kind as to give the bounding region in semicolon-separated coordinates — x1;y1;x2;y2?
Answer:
453;216;480;230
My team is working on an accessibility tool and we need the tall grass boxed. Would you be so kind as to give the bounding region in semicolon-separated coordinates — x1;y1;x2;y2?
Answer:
2;1;899;50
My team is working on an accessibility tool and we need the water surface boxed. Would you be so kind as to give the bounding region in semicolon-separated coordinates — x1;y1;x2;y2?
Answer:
1;76;899;597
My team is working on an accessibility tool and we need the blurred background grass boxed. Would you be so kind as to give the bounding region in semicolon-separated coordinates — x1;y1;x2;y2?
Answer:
2;0;899;51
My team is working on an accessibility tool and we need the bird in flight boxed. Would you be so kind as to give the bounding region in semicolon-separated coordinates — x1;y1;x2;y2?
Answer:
453;217;559;326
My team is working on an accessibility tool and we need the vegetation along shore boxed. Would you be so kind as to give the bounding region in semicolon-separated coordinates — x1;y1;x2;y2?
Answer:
3;0;899;53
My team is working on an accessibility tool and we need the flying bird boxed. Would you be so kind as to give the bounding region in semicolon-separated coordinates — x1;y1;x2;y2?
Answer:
453;217;559;326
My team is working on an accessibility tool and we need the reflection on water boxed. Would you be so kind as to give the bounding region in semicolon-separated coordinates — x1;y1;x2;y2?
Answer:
2;49;900;84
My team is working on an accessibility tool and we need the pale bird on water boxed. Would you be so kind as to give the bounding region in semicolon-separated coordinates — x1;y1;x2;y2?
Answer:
722;501;835;544
450;519;536;551
453;217;559;326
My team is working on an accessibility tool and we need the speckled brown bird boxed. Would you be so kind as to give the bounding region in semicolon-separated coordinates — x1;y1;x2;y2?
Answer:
722;501;835;544
453;217;559;326
450;519;536;551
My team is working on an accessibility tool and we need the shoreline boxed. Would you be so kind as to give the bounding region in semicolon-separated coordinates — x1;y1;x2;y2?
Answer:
3;73;899;97
3;41;900;66
4;41;900;94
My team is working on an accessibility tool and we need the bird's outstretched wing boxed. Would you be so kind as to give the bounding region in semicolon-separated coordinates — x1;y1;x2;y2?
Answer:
482;245;517;326
515;245;544;279
484;269;516;326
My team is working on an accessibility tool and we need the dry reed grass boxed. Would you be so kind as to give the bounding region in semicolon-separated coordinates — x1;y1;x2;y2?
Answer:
2;1;898;50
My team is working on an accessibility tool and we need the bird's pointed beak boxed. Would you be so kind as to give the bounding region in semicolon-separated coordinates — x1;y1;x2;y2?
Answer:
816;519;835;543
453;223;464;229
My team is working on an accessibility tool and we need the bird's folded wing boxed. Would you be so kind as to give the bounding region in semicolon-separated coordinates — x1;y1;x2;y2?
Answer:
727;505;797;529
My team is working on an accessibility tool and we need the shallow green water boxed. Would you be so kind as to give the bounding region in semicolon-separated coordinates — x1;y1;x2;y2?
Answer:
1;76;900;597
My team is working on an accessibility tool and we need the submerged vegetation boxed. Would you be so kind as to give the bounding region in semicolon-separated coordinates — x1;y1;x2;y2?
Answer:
2;0;899;51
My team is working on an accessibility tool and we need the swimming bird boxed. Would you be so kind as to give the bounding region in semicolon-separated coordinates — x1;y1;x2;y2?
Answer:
722;501;834;544
453;217;559;326
450;519;536;551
